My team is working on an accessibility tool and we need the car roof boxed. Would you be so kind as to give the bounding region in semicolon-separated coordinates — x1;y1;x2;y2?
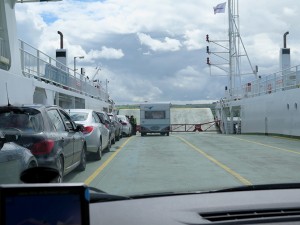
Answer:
67;109;94;113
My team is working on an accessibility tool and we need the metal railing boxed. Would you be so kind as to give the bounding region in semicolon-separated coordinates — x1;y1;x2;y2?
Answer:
19;40;109;101
223;65;300;101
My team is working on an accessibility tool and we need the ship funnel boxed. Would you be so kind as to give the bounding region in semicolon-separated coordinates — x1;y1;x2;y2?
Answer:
56;31;67;72
283;31;289;48
280;31;290;75
57;31;63;49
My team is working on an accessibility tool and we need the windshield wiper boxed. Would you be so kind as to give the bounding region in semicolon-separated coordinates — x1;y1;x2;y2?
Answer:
129;183;300;199
89;187;131;203
211;183;300;193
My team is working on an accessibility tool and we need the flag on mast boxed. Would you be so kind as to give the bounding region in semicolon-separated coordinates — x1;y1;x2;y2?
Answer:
213;2;226;14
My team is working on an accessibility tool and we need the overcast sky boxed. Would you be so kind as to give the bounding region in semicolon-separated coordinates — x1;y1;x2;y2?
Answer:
15;0;300;104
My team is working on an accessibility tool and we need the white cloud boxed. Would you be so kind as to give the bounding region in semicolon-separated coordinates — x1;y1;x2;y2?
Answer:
137;33;182;52
169;66;208;90
283;7;296;16
87;47;124;60
183;29;204;50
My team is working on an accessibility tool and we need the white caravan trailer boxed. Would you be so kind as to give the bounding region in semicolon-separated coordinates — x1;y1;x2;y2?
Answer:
140;103;171;136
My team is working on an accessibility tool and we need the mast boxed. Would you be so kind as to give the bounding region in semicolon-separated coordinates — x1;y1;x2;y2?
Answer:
228;0;241;98
228;0;256;98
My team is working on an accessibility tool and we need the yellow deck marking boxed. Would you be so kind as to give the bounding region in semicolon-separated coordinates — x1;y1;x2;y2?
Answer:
84;137;133;185
272;135;300;142
177;136;252;186
231;136;300;155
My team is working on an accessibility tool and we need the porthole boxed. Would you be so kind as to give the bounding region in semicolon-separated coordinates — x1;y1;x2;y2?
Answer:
295;103;298;110
287;104;290;110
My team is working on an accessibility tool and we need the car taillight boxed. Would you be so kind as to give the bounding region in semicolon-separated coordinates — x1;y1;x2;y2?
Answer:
83;126;94;134
30;140;55;155
121;122;127;125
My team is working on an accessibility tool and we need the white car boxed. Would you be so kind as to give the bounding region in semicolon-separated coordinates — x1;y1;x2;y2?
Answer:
117;115;132;137
68;109;110;160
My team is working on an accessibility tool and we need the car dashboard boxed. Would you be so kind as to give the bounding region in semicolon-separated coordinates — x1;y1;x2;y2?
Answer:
90;188;300;225
2;183;300;225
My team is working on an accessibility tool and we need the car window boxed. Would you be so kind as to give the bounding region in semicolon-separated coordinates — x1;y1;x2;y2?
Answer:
96;113;105;124
47;109;66;132
0;110;44;132
59;110;75;130
69;112;88;121
92;112;100;123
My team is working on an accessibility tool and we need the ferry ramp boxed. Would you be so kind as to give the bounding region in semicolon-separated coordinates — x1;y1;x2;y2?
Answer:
118;107;216;132
171;108;216;132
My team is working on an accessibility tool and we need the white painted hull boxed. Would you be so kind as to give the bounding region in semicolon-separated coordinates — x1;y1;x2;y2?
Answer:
0;68;110;111
216;87;300;137
240;88;300;136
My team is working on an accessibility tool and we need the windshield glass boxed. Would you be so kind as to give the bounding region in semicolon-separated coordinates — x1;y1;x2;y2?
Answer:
69;112;89;121
1;0;299;198
0;110;43;133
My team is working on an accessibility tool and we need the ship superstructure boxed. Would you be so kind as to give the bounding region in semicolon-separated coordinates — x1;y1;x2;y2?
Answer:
0;0;113;111
213;0;300;137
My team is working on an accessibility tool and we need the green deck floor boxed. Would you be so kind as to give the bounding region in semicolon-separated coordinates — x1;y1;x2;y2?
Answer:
64;133;300;196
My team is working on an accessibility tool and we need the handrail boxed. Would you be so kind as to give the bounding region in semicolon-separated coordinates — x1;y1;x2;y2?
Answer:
222;64;300;102
19;39;109;101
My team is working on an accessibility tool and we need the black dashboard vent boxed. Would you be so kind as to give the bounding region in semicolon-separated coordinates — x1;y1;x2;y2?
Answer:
200;208;300;222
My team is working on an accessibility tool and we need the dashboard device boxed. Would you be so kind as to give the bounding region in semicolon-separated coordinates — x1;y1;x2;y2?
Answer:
0;183;90;225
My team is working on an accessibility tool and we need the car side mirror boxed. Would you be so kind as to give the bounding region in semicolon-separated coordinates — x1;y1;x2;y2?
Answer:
76;124;85;132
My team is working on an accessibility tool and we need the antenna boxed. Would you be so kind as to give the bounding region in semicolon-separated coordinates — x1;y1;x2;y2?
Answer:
5;83;11;106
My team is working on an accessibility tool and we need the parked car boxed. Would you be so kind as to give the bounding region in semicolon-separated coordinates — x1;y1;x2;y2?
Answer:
0;132;38;184
96;111;116;145
68;109;110;160
117;115;132;137
0;105;86;182
107;113;122;141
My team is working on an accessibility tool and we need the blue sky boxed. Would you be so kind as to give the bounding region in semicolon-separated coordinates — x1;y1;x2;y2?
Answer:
15;0;300;104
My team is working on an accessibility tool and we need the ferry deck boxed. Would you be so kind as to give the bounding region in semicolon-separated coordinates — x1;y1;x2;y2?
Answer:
64;110;300;195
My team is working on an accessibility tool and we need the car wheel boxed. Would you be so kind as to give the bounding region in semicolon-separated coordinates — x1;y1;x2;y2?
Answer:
56;155;64;183
77;144;87;171
167;132;170;136
116;132;120;141
94;139;102;161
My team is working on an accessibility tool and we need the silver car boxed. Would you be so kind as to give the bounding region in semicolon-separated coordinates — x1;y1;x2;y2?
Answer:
108;113;122;141
0;133;38;184
117;115;132;137
68;109;110;160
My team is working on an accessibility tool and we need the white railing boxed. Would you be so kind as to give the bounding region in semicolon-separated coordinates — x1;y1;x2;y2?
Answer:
19;40;109;101
223;65;300;101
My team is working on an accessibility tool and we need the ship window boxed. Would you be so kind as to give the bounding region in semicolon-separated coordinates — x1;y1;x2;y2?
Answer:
287;104;290;110
295;103;298;110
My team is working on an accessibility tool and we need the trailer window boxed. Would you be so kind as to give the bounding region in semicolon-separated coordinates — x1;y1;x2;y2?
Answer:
145;111;165;119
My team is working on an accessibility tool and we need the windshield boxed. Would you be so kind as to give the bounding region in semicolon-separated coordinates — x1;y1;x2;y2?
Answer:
0;109;44;133
69;112;89;122
1;0;300;199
